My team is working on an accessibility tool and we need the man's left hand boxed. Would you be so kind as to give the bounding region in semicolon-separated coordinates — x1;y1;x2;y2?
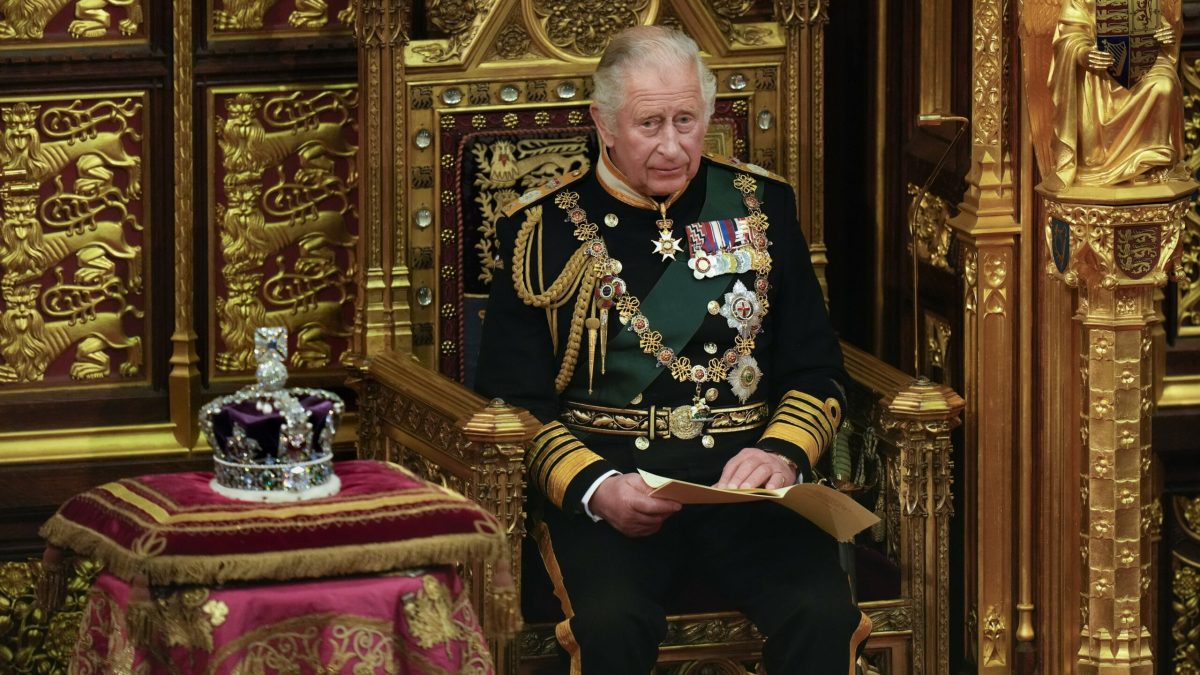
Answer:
716;448;796;490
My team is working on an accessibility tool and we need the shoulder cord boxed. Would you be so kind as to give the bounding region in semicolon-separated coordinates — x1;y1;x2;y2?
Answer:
510;205;596;393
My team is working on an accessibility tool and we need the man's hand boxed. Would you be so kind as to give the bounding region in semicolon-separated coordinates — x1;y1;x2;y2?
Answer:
1085;48;1115;74
589;473;681;538
716;448;796;490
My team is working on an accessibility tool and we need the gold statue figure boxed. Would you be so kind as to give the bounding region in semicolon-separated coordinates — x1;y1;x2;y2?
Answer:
1023;0;1188;190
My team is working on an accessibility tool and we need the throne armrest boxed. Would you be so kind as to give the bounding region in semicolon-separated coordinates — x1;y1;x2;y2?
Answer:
353;350;540;642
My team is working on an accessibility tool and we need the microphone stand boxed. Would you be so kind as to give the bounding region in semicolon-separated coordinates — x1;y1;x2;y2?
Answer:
907;113;969;379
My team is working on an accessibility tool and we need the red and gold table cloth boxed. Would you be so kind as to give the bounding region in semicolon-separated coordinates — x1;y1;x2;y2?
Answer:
72;568;494;674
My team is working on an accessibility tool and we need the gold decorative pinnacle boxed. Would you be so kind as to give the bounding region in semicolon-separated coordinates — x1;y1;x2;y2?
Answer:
882;375;966;422
461;398;541;443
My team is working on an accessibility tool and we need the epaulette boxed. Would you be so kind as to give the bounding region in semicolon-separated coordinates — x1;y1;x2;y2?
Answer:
703;152;789;184
500;167;590;218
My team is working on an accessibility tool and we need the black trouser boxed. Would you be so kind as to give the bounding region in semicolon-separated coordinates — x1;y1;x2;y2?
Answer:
532;499;870;674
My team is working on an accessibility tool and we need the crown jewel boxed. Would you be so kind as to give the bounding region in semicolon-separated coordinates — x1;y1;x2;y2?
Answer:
200;327;343;501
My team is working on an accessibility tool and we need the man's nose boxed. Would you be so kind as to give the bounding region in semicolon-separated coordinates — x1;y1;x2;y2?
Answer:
657;125;682;158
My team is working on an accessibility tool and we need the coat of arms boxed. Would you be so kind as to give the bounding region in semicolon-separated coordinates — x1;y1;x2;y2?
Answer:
1095;0;1161;88
1115;224;1160;279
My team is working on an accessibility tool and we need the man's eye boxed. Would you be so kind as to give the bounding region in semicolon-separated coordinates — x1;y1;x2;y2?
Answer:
641;119;658;129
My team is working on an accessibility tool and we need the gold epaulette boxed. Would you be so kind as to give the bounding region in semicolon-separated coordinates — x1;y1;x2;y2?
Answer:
703;152;788;184
500;167;590;218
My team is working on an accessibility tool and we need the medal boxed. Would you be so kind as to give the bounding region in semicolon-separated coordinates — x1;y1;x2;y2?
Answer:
652;229;683;261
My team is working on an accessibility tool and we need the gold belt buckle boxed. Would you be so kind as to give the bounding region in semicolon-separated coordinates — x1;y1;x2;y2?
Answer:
668;405;703;440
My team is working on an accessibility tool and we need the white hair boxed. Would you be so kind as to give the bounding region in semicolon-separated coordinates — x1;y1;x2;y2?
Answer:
591;26;717;132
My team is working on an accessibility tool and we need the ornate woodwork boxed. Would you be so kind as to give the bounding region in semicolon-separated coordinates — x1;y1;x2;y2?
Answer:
1041;184;1193;674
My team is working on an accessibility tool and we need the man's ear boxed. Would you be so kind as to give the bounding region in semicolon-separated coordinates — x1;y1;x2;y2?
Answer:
591;103;617;148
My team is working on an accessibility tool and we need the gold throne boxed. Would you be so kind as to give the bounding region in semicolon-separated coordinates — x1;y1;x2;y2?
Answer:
350;2;959;673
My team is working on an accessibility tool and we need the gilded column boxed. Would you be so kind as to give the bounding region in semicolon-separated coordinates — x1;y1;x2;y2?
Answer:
948;0;1018;669
352;0;413;357
462;399;538;674
169;0;201;448
880;377;965;675
1042;188;1190;674
774;0;829;300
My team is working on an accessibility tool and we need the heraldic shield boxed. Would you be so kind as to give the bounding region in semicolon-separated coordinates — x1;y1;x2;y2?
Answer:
1051;217;1071;273
1095;0;1162;88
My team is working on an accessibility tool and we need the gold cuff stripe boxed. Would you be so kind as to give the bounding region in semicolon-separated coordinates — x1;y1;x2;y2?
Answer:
535;442;584;489
770;408;833;448
780;397;837;439
530;433;579;476
760;423;823;466
545;451;606;507
528;424;576;471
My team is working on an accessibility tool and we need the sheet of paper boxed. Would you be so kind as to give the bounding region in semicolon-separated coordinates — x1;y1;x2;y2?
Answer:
638;469;881;542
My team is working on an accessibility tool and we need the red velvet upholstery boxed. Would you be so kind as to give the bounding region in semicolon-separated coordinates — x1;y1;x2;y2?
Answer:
40;460;504;586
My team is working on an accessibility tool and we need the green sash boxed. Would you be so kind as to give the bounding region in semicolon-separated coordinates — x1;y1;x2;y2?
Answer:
566;164;764;406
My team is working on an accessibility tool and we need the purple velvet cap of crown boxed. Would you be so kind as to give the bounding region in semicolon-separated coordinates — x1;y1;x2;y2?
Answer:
209;395;335;462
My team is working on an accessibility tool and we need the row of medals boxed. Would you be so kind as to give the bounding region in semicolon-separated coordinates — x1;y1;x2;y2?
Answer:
562;178;770;452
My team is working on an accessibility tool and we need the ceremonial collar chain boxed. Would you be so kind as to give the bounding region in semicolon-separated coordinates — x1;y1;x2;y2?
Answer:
552;171;773;403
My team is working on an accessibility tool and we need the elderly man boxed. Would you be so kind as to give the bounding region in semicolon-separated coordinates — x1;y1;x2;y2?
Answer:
476;25;869;673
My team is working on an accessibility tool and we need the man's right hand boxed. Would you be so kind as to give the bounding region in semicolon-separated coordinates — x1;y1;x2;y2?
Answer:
589;473;681;538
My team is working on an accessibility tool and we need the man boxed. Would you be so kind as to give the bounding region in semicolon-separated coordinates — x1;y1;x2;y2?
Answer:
476;25;869;674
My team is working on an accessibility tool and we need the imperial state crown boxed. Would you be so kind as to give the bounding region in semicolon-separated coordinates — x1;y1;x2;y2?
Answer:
199;327;343;501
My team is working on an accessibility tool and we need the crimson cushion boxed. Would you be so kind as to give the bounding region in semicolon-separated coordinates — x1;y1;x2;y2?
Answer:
39;460;503;585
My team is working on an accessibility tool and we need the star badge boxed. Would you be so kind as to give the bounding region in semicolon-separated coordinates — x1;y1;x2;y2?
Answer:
652;229;683;261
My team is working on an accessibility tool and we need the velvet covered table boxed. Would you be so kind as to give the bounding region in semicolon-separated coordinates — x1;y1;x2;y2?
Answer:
39;460;508;674
71;568;493;674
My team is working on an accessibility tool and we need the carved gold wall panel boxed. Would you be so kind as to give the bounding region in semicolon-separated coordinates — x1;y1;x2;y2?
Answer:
208;0;353;38
0;92;149;392
1178;56;1200;336
1170;496;1200;674
0;0;145;47
0;558;101;673
207;84;358;380
523;0;657;62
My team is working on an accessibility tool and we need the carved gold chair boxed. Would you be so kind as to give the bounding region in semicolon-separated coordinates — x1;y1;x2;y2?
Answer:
351;3;961;673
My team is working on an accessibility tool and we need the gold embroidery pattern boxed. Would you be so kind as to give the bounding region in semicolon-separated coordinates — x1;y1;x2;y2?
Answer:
72;586;145;675
208;613;395;674
403;574;464;650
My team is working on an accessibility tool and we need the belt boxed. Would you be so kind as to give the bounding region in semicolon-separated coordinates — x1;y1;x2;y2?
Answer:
561;400;769;450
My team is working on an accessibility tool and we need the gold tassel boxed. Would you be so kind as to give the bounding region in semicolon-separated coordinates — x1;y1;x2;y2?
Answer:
36;545;68;612
483;557;521;639
585;317;599;395
125;573;156;649
600;310;608;375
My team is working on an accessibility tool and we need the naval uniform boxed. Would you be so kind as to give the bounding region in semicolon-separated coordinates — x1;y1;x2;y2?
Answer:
476;149;871;674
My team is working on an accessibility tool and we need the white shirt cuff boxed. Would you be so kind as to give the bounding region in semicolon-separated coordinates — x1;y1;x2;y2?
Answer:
581;470;621;521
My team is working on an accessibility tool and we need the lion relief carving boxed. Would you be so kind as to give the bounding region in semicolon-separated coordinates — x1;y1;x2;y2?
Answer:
0;284;142;382
0;0;142;40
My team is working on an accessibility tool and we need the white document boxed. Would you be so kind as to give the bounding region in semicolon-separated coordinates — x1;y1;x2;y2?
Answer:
638;469;881;543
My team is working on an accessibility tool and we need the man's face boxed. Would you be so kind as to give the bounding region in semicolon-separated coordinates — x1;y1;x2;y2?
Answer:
594;63;707;197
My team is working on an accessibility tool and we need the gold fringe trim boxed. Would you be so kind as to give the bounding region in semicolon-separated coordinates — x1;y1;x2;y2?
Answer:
40;516;503;587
